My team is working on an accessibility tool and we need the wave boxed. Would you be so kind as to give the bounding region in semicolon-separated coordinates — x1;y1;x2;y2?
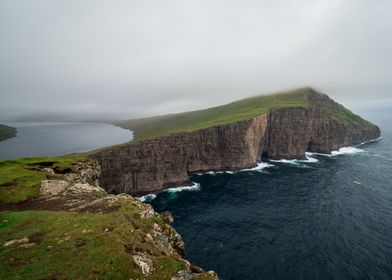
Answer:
331;147;365;156
243;162;274;171
198;170;236;175
359;136;382;146
303;153;319;163
166;182;201;193
307;146;366;157
270;154;319;165
137;193;157;203
307;137;380;158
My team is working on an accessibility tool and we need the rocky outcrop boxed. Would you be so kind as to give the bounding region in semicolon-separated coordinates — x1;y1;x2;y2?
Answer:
1;161;218;279
91;91;380;194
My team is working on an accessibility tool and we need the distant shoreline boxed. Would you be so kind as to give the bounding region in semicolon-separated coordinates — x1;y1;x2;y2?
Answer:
0;124;17;142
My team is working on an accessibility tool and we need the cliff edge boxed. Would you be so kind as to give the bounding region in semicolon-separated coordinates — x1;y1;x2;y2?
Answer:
92;87;380;195
0;157;217;279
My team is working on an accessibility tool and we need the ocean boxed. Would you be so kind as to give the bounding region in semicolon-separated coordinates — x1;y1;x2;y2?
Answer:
146;111;392;280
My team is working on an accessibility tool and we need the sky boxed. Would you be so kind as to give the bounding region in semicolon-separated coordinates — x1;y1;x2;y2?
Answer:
0;0;391;121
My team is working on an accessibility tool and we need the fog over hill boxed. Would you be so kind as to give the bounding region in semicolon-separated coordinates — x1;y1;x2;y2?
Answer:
0;0;391;121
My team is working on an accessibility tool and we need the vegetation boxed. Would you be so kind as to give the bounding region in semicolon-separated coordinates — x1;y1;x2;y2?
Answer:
116;87;311;141
0;206;187;280
0;124;17;142
0;156;87;203
0;156;215;279
330;104;365;125
116;86;369;141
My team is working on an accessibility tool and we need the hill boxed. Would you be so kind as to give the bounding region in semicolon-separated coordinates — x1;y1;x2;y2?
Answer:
94;87;379;194
0;124;17;142
116;87;364;141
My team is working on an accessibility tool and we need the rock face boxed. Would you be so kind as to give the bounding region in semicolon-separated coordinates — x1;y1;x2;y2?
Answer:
0;160;218;279
91;91;380;194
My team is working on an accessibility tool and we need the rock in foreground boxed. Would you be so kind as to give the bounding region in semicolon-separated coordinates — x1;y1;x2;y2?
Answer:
0;158;217;280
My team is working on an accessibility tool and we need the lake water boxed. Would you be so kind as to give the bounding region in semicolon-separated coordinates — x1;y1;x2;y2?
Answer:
0;122;133;160
146;111;392;280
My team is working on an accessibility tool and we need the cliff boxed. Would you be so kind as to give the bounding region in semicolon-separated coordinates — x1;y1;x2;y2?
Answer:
91;88;380;195
0;157;217;279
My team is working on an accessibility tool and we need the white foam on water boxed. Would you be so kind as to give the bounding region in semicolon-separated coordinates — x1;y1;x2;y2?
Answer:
330;147;365;156
270;159;299;164
166;182;201;193
306;151;332;157
303;153;319;163
359;136;382;146
199;170;236;175
137;193;157;203
243;162;274;171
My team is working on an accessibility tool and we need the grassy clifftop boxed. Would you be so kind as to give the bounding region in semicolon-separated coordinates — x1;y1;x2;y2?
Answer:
116;87;366;142
116;87;311;141
0;124;17;142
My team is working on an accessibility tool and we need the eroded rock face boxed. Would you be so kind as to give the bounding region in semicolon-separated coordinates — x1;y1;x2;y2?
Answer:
92;115;269;194
91;92;380;194
9;162;218;279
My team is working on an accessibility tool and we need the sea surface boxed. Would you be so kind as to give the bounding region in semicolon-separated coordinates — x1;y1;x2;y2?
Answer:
146;111;392;280
0;122;133;160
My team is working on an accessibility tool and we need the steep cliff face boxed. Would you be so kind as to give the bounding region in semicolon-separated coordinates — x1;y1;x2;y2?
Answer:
91;90;380;194
92;115;268;194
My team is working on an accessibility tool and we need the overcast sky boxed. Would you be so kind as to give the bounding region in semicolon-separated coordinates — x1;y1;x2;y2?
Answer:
0;0;391;121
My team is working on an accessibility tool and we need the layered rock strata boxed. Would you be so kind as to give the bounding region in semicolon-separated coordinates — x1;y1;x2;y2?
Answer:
92;92;380;194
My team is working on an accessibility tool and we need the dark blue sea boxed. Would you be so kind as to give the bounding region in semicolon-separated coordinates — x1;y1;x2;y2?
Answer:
147;111;392;280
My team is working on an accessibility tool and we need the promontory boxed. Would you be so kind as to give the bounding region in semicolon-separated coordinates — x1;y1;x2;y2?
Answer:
91;87;381;195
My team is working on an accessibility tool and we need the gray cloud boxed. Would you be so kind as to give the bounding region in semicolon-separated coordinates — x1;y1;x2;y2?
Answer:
0;0;391;121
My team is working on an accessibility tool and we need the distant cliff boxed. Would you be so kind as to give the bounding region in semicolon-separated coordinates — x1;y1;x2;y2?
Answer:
91;88;380;195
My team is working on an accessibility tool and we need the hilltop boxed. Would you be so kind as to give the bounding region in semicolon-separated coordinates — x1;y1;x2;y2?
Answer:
116;87;365;142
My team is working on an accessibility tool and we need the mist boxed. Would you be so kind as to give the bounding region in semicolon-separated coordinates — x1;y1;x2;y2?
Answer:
0;0;391;121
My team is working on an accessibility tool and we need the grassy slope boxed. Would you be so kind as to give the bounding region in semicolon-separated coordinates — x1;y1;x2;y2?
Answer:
0;124;17;142
0;157;215;279
0;157;87;203
0;205;192;280
116;87;311;141
116;87;367;142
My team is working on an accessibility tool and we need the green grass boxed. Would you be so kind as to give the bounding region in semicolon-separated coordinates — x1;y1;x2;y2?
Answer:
116;87;312;141
0;124;17;142
0;208;147;279
0;201;213;280
0;156;87;203
116;86;371;142
332;104;364;125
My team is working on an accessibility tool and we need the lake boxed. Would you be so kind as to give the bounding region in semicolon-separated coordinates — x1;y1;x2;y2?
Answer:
0;122;133;160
